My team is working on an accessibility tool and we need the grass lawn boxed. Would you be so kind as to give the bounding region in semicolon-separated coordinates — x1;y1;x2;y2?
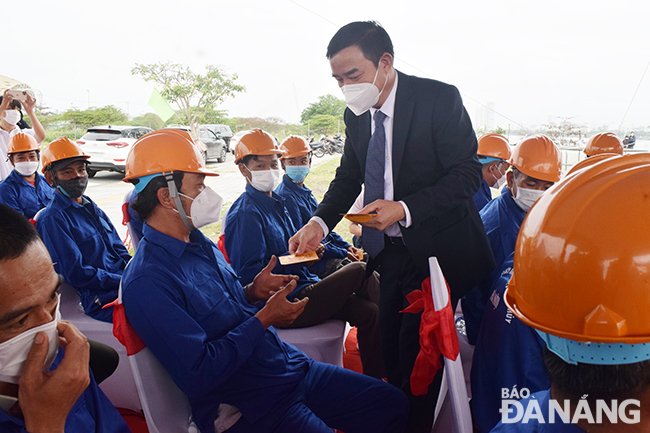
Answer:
200;157;354;245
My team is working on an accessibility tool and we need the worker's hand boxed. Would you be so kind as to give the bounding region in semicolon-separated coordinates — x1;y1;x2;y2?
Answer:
248;255;299;302
19;322;90;433
23;94;37;115
255;280;308;328
0;90;13;111
346;246;362;262
289;220;324;255
359;200;405;231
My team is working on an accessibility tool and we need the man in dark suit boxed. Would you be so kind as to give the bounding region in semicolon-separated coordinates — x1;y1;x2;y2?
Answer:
289;21;494;432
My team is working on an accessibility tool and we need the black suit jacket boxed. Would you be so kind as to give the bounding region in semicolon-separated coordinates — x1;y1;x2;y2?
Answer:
314;71;494;298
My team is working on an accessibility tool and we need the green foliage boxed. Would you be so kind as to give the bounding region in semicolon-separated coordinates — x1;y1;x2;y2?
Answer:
131;63;245;127
307;114;341;136
130;113;164;129
300;95;346;124
61;105;128;128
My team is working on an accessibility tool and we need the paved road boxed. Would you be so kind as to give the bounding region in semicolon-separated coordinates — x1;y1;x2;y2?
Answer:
87;152;341;238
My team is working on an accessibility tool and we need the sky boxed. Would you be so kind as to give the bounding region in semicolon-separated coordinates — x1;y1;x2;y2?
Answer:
6;0;650;132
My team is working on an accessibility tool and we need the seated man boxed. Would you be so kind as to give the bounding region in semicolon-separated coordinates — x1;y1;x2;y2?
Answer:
462;135;561;344
0;204;129;433
469;253;549;433
0;133;54;219
226;129;383;377
491;153;650;432
472;133;511;212
36;138;131;323
120;130;407;433
275;135;363;278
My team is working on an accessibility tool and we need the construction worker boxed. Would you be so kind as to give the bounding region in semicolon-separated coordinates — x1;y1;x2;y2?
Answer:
583;132;623;157
473;133;511;211
120;130;407;433
36;138;130;323
0;132;54;219
0;204;129;433
225;129;384;378
491;153;650;432
462;135;561;344
275;135;363;278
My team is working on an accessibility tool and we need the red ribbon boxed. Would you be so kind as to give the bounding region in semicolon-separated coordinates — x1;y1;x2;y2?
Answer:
105;298;146;356
400;277;460;396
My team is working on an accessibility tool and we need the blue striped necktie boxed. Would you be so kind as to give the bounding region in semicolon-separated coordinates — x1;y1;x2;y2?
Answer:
362;110;387;258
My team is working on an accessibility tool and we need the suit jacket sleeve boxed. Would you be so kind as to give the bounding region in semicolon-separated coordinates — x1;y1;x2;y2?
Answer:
313;121;364;231
402;85;482;225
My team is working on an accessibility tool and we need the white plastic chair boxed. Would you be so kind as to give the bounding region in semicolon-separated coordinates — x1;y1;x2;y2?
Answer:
275;319;346;366
58;283;142;411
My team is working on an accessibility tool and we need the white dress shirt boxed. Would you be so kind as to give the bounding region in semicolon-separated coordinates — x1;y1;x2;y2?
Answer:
311;71;412;238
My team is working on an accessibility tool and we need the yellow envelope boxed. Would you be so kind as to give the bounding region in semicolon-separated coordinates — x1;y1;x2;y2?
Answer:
279;250;320;265
342;213;377;224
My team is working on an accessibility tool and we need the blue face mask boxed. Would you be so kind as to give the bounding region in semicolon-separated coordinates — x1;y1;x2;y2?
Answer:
285;165;310;183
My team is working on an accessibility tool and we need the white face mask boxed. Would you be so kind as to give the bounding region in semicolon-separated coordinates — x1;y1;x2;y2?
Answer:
340;63;390;116
179;186;224;229
3;110;20;126
248;168;282;193
0;295;61;384
512;186;544;212
14;161;39;177
493;174;506;190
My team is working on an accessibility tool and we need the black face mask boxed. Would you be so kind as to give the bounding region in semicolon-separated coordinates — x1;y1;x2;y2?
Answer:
56;176;88;199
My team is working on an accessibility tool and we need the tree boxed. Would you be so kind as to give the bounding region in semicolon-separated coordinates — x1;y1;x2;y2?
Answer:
61;106;128;128
131;63;245;130
300;94;346;125
131;113;164;129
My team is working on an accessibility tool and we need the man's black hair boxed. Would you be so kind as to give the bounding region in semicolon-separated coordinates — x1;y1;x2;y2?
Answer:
239;155;259;166
0;96;22;111
544;349;650;402
131;172;184;220
0;204;39;261
326;21;394;64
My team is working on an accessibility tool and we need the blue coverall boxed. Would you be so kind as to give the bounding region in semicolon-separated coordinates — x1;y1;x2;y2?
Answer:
37;192;131;322
0;169;54;219
462;187;527;344
470;255;550;433
473;178;492;212
122;224;407;433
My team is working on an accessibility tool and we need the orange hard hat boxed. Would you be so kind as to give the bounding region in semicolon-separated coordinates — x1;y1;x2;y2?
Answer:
505;153;650;345
41;137;89;173
583;132;623;157
566;153;619;176
8;133;39;155
477;133;511;160
280;136;311;159
164;128;194;143
509;135;561;183
123;130;217;190
234;129;284;164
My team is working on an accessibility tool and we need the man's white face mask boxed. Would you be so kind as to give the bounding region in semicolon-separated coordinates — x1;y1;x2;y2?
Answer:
14;161;39;177
0;295;61;384
340;62;390;116
512;186;544;212
178;186;224;229
3;110;20;126
248;169;282;193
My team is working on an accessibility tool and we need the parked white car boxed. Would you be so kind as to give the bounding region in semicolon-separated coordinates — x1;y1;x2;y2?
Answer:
77;126;152;177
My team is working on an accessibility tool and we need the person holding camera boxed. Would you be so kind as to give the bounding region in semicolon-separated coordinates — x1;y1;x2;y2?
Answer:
0;90;46;181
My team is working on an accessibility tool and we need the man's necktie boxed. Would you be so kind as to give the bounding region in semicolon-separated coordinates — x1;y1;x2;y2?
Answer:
362;110;387;258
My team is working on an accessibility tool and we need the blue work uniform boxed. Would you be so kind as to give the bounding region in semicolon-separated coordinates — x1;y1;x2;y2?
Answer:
490;390;584;433
0;350;130;433
462;187;527;344
225;184;319;298
0;170;54;219
471;255;550;433
473;178;492;212
275;175;351;276
122;224;407;433
36;191;131;322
